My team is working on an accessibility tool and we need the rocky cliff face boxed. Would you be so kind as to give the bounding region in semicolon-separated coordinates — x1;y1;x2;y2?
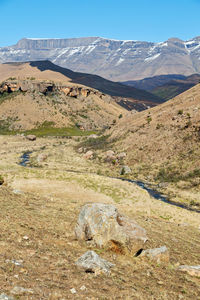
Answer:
0;36;200;81
0;79;105;99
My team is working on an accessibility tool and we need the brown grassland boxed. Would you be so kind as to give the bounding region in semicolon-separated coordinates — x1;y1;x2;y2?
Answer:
0;135;199;299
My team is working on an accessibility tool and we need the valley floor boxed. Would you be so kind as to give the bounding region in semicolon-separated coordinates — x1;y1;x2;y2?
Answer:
0;135;199;299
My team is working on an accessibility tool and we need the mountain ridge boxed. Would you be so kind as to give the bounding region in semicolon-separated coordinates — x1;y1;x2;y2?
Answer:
1;36;200;81
0;60;162;104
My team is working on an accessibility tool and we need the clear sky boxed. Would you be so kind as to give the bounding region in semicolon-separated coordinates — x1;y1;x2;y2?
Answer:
0;0;200;46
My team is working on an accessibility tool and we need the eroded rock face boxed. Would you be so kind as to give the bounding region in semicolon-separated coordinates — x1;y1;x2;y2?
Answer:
140;246;169;263
0;80;55;95
75;250;114;274
75;203;147;254
178;265;200;277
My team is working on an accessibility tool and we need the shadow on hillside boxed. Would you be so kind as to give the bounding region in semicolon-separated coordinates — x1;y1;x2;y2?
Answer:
29;60;163;102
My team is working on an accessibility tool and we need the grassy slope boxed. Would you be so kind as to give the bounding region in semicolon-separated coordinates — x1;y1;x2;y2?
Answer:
108;84;200;207
0;135;199;299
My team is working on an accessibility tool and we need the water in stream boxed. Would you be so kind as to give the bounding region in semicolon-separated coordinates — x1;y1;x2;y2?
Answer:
19;151;32;167
18;151;200;213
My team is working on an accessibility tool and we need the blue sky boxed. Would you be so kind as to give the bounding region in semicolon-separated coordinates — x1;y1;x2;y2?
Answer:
0;0;200;46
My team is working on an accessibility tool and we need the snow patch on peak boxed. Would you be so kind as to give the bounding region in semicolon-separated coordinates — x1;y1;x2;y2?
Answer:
145;53;161;62
115;58;125;66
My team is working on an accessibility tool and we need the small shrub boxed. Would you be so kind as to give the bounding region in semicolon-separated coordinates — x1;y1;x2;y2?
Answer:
118;114;123;119
146;116;152;124
156;123;163;129
177;109;183;115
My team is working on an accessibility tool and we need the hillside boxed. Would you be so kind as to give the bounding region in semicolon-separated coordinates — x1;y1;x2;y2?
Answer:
104;84;200;208
0;61;163;104
0;36;200;81
151;74;200;100
0;62;127;132
122;73;200;101
122;74;187;91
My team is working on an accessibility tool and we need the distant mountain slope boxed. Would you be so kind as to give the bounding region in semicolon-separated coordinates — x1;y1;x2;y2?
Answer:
0;36;200;81
121;74;186;91
151;74;200;100
108;84;200;206
122;73;200;101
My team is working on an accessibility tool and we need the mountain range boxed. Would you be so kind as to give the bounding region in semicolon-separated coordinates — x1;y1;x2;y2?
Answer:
0;36;200;81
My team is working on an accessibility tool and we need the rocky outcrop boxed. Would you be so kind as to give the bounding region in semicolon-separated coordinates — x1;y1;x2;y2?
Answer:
75;203;147;255
75;250;115;274
0;79;108;101
0;80;55;94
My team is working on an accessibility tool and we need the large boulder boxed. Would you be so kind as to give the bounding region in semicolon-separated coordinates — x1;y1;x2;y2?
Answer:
75;250;114;274
75;203;147;255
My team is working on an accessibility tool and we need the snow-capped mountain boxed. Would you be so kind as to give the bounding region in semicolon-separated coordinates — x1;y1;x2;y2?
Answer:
0;36;200;81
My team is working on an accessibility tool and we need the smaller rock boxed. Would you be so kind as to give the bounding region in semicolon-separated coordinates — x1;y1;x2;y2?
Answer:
120;165;131;175
83;150;94;160
10;286;34;296
13;189;23;195
89;134;98;139
23;236;29;240
80;285;87;291
158;182;168;189
105;150;115;157
117;152;126;160
0;294;15;300
70;288;77;294
5;259;23;266
77;147;83;153
75;250;115;274
140;246;169;263
37;153;47;163
104;150;117;163
178;265;200;277
26;135;36;141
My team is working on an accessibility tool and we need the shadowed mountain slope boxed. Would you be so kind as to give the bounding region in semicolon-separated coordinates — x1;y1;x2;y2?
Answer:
28;61;162;102
122;73;200;101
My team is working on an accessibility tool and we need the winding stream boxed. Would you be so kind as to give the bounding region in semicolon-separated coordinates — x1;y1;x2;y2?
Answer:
19;151;33;167
19;151;200;213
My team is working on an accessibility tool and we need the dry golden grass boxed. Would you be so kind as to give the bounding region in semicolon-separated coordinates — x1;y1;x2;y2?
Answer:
108;84;200;207
0;135;199;299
